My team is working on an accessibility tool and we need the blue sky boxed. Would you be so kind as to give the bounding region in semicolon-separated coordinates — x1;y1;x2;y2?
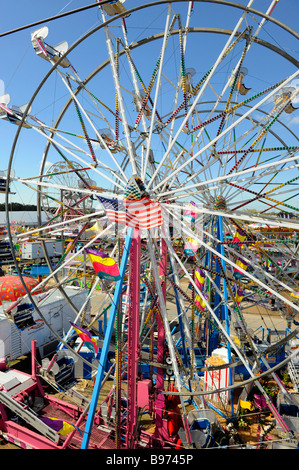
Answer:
0;0;299;209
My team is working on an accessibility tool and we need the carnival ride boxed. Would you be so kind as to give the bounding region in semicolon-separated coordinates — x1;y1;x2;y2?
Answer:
40;161;96;220
1;0;299;449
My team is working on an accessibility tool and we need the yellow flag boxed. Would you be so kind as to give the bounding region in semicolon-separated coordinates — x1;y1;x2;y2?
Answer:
240;399;253;411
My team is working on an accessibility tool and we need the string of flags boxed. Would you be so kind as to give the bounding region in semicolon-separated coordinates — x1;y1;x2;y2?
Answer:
69;321;99;358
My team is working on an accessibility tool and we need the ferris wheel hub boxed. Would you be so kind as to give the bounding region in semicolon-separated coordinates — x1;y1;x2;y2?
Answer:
214;196;227;210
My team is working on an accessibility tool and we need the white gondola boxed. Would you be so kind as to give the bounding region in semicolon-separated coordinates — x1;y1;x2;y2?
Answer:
274;86;298;114
0;169;15;194
31;26;71;68
0;170;8;193
97;127;124;152
182;67;196;94
98;127;116;150
2;301;36;331
229;66;251;95
0;94;31;128
235;67;251;95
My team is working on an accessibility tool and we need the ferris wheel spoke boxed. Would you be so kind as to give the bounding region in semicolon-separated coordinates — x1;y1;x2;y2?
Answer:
162;140;215;193
134;11;177;132
15;209;105;244
119;23;152;148
15;177;97;202
156;127;194;185
227;101;299;179
230;178;299;214
172;137;275;199
147;234;195;423
29;124;126;191
175;109;298;199
167;244;199;359
141;6;177;182
15;177;91;220
151;69;299;196
212;205;299;231
66;64;124;140
48;67;129;175
214;43;252;151
164;24;250;147
4;0;299;448
216;230;299;298
44;75;128;182
50;129;128;185
102;10;144;176
146;15;255;191
209;0;283;150
230;158;299;191
164;205;299;314
162;228;261;385
260;189;299;215
221;229;298;289
172;240;249;340
159;145;299;202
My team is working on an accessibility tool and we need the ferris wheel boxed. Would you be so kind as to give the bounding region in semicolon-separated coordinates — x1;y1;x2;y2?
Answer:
4;0;299;449
40;160;95;220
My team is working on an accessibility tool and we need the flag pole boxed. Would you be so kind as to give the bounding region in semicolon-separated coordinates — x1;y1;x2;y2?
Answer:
81;227;134;449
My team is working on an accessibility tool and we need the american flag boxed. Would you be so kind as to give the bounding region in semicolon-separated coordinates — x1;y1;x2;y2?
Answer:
97;196;163;230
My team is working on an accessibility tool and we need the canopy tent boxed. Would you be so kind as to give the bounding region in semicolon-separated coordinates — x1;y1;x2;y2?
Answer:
0;275;43;304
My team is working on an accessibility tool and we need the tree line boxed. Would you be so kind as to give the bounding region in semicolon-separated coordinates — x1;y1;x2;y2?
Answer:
0;203;38;211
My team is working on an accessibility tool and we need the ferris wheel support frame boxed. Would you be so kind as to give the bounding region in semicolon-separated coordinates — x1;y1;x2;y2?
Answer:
216;215;234;416
81;227;134;449
4;0;299;449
